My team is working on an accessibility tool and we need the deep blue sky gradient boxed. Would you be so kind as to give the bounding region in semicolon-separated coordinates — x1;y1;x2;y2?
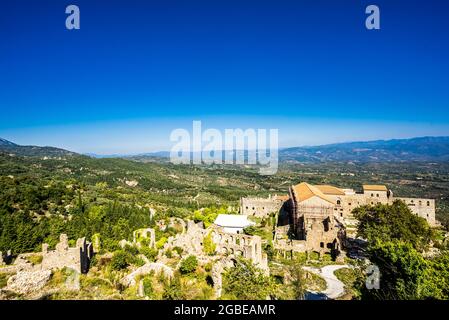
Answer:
1;0;448;153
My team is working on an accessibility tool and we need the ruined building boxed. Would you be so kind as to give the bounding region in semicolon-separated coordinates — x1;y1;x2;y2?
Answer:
161;220;268;271
240;194;287;217
211;226;268;271
285;182;345;257
242;182;437;258
1;234;94;275
242;183;436;226
41;234;94;274
315;184;437;226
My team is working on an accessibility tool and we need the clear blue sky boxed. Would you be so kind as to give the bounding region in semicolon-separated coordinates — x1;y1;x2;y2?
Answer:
1;0;448;154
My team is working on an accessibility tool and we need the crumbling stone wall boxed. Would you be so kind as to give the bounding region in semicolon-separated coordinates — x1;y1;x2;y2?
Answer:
317;188;436;226
0;253;34;273
121;262;174;287
240;195;283;218
133;228;156;248
41;234;94;274
211;257;235;298
301;214;343;257
119;228;156;249
162;220;207;257
156;217;187;232
161;220;268;272
274;239;306;253
211;226;268;271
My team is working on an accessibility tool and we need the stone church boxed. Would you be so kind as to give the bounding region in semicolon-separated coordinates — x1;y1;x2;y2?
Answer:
241;182;437;258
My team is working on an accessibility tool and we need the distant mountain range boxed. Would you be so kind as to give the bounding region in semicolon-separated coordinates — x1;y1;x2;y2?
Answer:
280;136;449;163
2;136;449;163
0;138;77;158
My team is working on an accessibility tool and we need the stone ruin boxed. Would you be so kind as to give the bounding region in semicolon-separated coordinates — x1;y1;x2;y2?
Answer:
155;219;269;298
207;227;269;298
118;227;173;290
240;195;285;218
1;234;94;275
210;226;268;272
0;234;94;296
159;220;268;271
156;217;187;233
121;262;174;287
161;220;207;258
41;234;94;274
211;257;235;298
0;250;12;266
133;228;156;248
146;219;268;288
119;228;156;249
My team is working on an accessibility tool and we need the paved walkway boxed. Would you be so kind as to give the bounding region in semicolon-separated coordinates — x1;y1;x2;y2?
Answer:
303;265;349;299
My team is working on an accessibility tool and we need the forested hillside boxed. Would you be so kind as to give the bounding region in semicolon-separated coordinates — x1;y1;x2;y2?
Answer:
1;150;449;255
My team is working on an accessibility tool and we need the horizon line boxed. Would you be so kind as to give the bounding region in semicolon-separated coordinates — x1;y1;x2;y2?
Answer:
2;135;448;157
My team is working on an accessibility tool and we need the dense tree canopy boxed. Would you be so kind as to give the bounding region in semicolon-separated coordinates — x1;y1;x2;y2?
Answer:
361;240;449;300
0;200;155;254
354;201;449;300
222;258;275;299
353;200;434;251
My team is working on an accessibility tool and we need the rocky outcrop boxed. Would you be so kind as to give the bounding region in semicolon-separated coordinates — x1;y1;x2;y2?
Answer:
6;270;52;295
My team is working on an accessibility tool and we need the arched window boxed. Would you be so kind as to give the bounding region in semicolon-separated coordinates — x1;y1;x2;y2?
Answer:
336;200;341;205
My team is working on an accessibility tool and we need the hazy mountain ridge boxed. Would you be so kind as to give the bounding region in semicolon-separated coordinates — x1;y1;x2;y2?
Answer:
2;136;449;162
280;136;449;163
0;138;78;158
0;138;18;147
137;136;449;163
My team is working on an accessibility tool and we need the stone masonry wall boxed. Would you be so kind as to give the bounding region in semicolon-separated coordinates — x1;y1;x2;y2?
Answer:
240;196;283;218
41;234;94;274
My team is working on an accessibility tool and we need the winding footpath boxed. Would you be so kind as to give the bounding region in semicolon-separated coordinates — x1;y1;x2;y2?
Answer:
303;264;350;299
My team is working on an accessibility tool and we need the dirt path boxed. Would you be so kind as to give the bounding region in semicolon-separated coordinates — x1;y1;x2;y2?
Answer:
303;265;349;299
